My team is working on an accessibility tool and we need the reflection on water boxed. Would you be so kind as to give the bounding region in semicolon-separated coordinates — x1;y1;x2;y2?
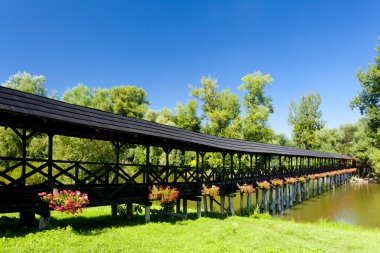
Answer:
278;183;380;228
187;183;380;228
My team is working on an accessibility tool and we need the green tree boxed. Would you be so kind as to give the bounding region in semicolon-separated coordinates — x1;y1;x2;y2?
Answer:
63;84;150;118
1;72;49;161
190;77;241;138
173;100;201;132
350;38;380;145
61;84;150;164
270;133;294;147
155;108;176;127
2;71;47;97
109;86;149;118
62;84;93;107
288;93;325;149
239;71;274;142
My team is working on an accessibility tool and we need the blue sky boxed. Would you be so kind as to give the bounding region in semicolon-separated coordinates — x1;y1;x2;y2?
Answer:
1;0;379;136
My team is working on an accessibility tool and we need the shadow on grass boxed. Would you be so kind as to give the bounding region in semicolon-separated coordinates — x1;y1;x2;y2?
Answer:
0;211;228;238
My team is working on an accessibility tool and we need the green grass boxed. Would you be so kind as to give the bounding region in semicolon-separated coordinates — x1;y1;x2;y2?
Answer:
1;206;379;253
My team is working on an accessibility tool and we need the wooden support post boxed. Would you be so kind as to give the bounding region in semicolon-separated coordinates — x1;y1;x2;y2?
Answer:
306;181;310;200
220;195;225;215
230;153;234;189
163;147;172;184
183;199;187;217
145;205;150;222
20;210;35;227
176;199;181;214
144;146;150;186
48;134;53;181
209;197;214;213
197;200;202;218
112;141;121;186
21;129;27;187
127;202;133;220
240;192;244;216
196;151;200;188
111;204;118;217
255;188;259;208
318;178;321;195
228;194;235;215
249;154;254;182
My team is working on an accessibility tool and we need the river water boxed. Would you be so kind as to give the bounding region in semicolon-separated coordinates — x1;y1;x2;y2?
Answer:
191;183;380;228
278;183;380;228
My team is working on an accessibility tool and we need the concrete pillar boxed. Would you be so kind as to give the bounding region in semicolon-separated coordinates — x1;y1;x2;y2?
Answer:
228;194;235;215
145;205;150;222
39;216;50;230
203;196;208;213
197;200;201;218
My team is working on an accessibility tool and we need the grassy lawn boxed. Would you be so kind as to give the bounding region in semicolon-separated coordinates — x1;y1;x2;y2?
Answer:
1;206;379;253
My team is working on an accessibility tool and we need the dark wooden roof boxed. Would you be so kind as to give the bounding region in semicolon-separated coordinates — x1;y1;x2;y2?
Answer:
0;86;352;159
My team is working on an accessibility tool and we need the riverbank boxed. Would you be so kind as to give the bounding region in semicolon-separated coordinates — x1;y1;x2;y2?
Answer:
1;206;379;253
351;175;380;184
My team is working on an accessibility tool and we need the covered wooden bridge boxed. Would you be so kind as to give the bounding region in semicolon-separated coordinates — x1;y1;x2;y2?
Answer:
0;86;353;224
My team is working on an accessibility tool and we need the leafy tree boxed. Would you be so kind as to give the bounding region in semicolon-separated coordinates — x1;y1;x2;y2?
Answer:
270;133;294;147
2;71;47;97
61;84;150;164
109;86;149;118
1;72;49;163
173;100;201;132
62;84;93;107
190;77;241;138
154;108;176;127
288;93;325;149
63;84;149;118
350;38;380;145
238;71;274;142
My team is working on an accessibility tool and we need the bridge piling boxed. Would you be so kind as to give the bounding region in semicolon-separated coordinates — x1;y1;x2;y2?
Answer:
228;194;235;215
